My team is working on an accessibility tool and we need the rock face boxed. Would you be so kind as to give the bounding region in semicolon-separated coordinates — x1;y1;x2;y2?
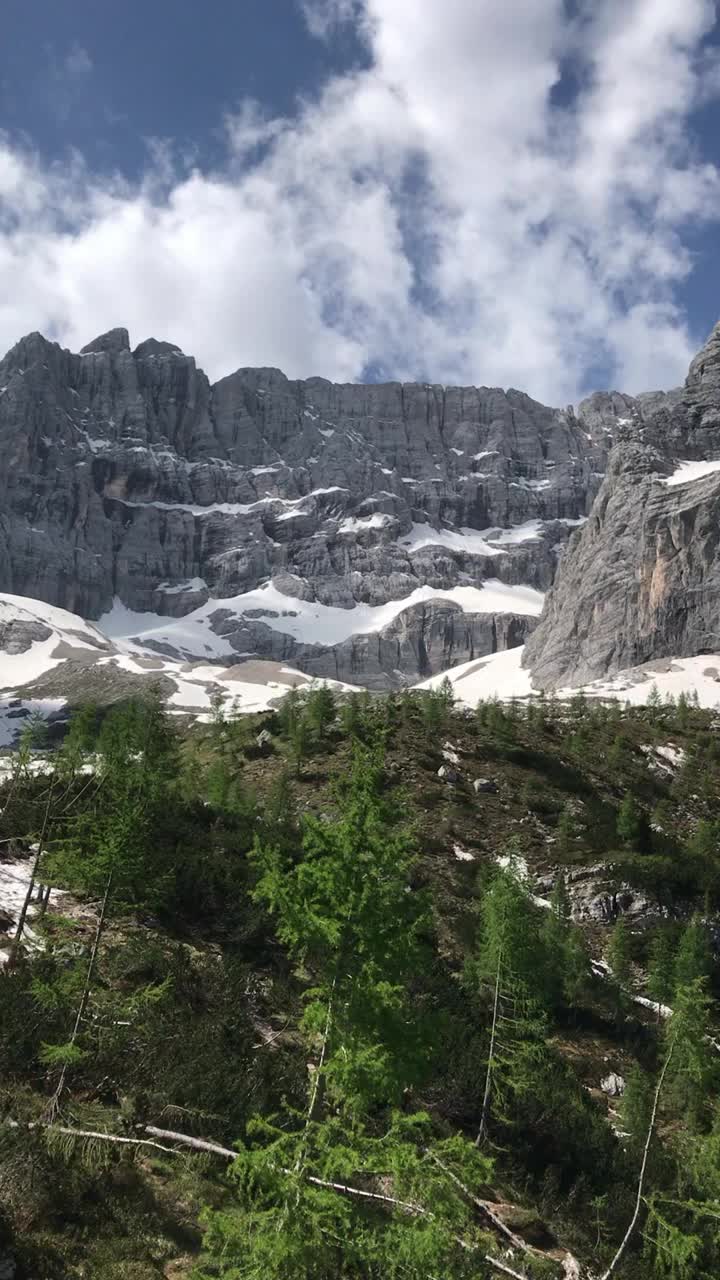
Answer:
0;328;612;685
525;322;720;690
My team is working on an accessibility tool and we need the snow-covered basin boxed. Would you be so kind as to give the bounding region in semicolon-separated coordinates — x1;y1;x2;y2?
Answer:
420;646;720;709
99;579;545;660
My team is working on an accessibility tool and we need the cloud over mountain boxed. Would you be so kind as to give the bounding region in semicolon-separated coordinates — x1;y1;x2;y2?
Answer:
1;0;719;402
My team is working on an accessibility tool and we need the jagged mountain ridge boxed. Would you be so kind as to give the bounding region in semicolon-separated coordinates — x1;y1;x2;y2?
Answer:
0;326;620;687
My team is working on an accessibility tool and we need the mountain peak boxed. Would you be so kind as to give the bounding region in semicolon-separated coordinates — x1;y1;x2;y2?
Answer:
80;328;131;355
133;337;184;359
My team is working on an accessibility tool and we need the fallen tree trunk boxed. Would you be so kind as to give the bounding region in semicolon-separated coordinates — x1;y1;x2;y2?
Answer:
6;1118;535;1279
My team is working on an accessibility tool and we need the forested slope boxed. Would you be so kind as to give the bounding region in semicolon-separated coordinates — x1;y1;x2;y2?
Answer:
1;683;719;1279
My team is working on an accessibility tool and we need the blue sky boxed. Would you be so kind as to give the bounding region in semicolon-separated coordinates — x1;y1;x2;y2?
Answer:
1;1;367;177
1;0;720;404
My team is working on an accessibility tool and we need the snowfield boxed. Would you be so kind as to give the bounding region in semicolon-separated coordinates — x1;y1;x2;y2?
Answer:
99;578;545;657
421;646;720;709
663;459;720;487
3;586;720;744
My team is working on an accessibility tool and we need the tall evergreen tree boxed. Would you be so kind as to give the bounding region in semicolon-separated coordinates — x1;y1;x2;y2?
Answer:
470;863;551;1141
617;793;643;847
674;916;712;995
251;744;432;1112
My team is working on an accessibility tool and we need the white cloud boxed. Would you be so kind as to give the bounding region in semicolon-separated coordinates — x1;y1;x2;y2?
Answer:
64;43;93;77
0;0;719;404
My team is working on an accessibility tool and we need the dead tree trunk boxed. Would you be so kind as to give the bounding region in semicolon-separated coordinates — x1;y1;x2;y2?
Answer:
46;869;114;1116
476;946;503;1145
599;1036;676;1280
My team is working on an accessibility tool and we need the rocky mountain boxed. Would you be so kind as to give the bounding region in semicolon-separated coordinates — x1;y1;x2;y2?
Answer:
525;321;720;690
0;327;613;687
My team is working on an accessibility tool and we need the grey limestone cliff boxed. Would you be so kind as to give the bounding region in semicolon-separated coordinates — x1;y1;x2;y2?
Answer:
0;327;613;686
525;322;720;690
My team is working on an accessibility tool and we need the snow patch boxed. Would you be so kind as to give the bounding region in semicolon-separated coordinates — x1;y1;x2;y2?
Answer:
453;844;475;862
663;459;720;487
101;580;544;659
339;513;392;534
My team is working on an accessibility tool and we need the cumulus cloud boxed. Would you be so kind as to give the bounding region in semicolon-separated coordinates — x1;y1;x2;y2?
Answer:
1;0;719;403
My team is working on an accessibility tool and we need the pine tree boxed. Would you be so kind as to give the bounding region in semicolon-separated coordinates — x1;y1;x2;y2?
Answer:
662;978;718;1129
422;685;451;733
305;684;336;740
470;864;551;1141
198;744;503;1280
674;916;712;995
540;874;590;1008
621;1065;655;1160
647;927;676;1015
38;697;180;1108
339;692;362;739
195;1113;493;1280
675;691;691;731
607;917;632;981
289;712;311;777
646;682;662;721
556;803;578;857
617;793;642;847
277;687;302;740
608;734;629;770
251;744;432;1113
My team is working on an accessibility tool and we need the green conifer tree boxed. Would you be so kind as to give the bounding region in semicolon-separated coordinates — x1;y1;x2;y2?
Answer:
305;683;336;740
602;916;630;993
251;744;431;1112
674;916;712;995
616;793;643;847
647;927;676;1014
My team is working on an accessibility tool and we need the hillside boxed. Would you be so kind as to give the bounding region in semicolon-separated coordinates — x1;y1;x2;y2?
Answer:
1;684;719;1279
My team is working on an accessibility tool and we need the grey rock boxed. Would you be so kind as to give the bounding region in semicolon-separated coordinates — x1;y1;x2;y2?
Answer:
525;322;720;689
547;865;659;923
473;777;497;793
600;1073;625;1097
0;326;615;686
0;618;51;654
437;764;459;782
81;328;131;355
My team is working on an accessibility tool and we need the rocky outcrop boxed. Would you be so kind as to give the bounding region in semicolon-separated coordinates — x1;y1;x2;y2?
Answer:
0;328;614;685
193;599;536;690
525;322;720;690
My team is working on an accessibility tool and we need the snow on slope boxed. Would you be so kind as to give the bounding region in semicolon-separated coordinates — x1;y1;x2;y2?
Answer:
663;459;720;486
420;648;535;701
420;646;720;709
0;592;364;742
397;518;569;556
99;579;545;658
0;594;108;687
